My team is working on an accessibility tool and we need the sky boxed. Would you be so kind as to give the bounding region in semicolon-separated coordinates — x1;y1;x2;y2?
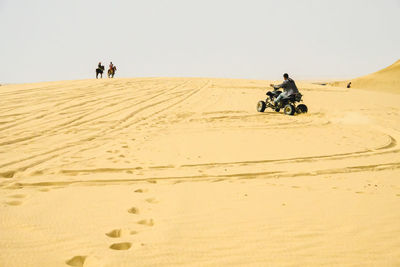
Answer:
0;0;399;83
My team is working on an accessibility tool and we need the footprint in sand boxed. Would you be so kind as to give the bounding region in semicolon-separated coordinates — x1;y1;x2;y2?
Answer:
51;186;64;190
134;188;147;193
5;183;23;190
5;200;22;206
145;198;158;204
66;255;87;267
105;229;121;238
38;188;50;192
109;242;132;250
128;207;139;214
0;170;15;178
137;219;154;226
32;170;43;176
8;194;26;199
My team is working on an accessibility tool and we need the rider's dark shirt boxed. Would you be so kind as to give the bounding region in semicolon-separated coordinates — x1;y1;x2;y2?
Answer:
273;78;299;96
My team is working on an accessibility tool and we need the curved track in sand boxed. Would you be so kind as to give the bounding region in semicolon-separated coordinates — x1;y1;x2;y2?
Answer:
1;78;399;185
1;78;400;266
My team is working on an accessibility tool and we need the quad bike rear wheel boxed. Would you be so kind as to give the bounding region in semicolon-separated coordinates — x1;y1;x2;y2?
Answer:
296;104;308;114
257;101;266;112
284;104;295;115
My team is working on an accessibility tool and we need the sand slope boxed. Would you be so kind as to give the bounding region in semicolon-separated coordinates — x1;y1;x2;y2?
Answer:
331;59;400;93
1;78;400;266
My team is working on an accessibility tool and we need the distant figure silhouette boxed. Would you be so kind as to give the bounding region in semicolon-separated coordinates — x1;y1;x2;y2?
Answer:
108;62;117;78
347;82;351;88
96;62;105;79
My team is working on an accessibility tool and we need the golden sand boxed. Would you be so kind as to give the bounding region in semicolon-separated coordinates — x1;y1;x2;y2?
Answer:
331;59;400;93
0;73;399;266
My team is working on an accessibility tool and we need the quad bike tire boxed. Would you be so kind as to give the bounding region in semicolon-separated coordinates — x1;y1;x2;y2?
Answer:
296;104;308;114
284;104;295;115
257;101;266;112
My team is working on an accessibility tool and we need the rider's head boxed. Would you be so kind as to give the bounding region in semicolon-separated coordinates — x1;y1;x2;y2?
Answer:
283;73;289;80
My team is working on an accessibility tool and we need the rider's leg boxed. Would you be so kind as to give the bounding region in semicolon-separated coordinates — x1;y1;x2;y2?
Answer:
274;91;287;105
274;94;281;104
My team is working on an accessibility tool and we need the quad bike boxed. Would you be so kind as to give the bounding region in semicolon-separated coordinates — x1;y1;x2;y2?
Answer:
257;90;308;115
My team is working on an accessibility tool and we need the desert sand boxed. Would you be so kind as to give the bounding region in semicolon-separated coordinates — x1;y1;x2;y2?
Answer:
1;66;400;266
331;59;400;93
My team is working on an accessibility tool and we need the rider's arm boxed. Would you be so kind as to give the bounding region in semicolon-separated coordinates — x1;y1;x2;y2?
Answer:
273;80;288;90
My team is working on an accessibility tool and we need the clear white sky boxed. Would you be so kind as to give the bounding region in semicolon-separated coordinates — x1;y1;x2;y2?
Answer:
1;0;399;83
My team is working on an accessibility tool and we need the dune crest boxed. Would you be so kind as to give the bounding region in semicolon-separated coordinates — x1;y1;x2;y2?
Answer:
331;59;400;93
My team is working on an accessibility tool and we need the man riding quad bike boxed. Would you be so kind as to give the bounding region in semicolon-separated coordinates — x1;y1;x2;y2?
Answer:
257;73;308;115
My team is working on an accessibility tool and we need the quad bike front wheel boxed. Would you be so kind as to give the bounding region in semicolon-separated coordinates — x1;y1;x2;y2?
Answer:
257;101;266;112
284;104;295;115
296;104;308;114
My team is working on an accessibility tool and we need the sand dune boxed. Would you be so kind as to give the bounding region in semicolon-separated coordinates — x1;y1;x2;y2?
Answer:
1;77;400;266
331;59;400;93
